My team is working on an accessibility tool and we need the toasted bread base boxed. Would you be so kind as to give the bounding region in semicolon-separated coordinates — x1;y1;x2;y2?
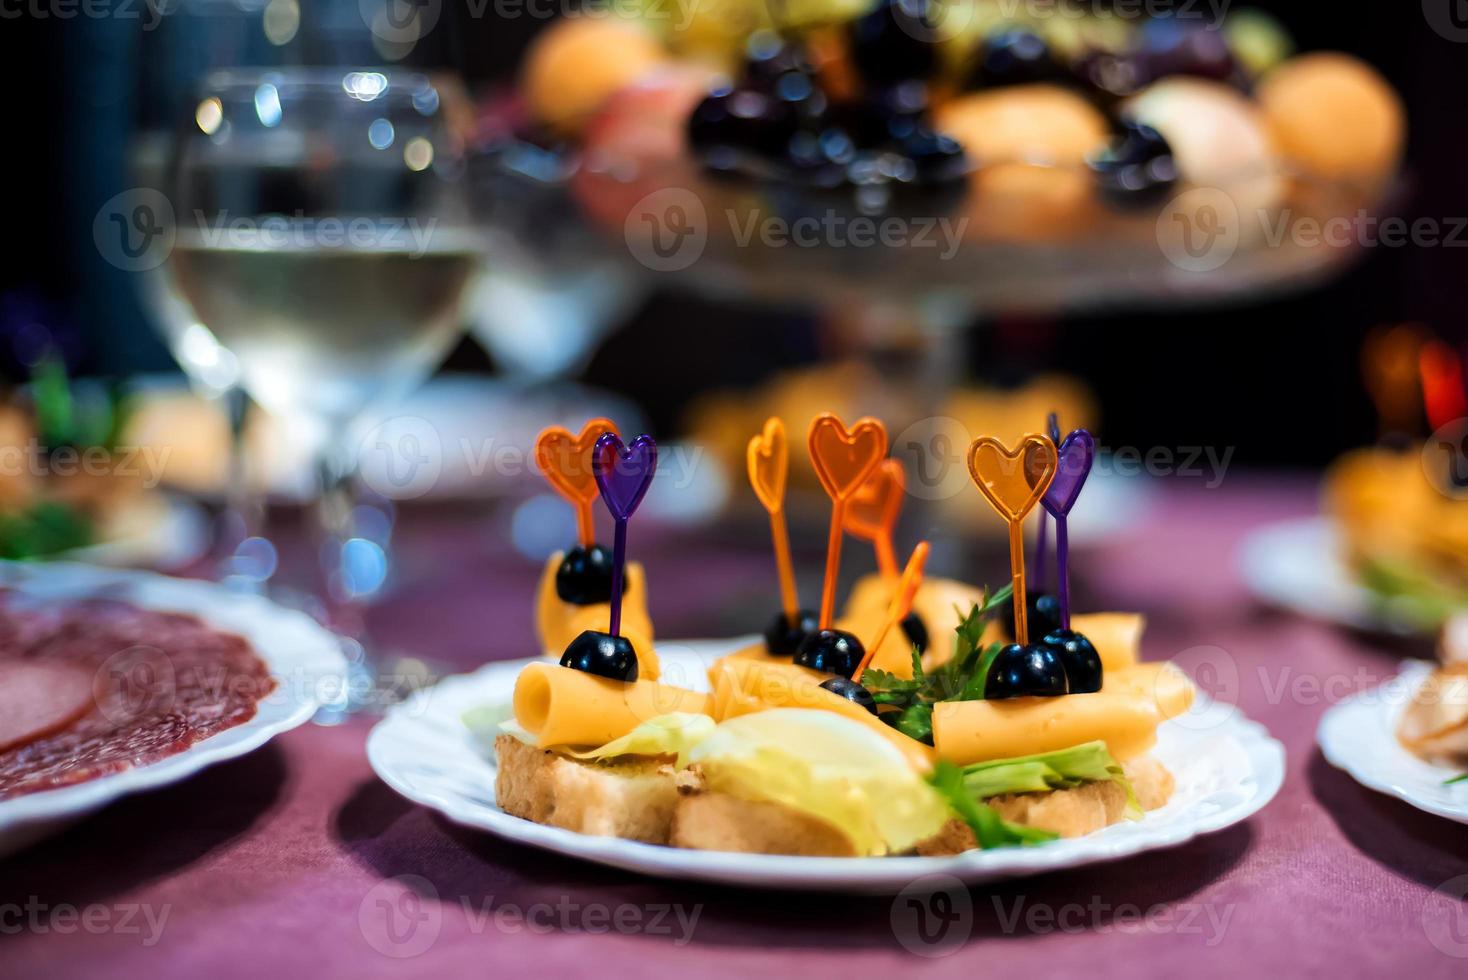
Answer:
493;734;685;844
493;736;1174;856
916;755;1175;855
670;789;859;857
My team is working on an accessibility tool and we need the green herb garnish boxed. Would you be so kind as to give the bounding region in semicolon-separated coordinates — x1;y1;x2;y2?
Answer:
1444;773;1468;786
928;760;1058;848
0;500;94;560
862;586;1012;745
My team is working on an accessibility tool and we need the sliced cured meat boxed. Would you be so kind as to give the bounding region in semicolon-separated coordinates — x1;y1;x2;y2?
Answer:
0;590;276;799
0;661;94;752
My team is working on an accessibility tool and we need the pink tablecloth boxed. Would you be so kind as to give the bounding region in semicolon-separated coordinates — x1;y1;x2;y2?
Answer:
3;478;1466;978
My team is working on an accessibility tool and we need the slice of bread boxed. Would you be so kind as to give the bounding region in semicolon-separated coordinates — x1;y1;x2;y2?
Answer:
671;756;1175;857
495;733;1175;857
915;755;1175;855
669;782;859;857
493;735;686;844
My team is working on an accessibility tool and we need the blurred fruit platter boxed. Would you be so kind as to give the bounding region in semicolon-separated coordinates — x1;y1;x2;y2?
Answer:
472;2;1405;312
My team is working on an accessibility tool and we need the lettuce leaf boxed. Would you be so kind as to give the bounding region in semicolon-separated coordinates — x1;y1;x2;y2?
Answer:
565;713;716;764
928;761;1057;848
961;741;1141;818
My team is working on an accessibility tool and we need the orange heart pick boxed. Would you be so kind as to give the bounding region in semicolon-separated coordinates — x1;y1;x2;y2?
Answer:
845;458;905;541
967;434;1058;524
810;413;888;629
808;414;888;503
746;417;788;515
968;433;1057;644
845;458;905;580
535;417;618;547
748;417;799;619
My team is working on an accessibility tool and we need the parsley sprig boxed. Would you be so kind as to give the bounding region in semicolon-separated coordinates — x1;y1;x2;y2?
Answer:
860;584;1012;745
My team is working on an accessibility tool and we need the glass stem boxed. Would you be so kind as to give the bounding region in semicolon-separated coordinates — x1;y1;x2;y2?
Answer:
315;431;363;639
216;386;271;589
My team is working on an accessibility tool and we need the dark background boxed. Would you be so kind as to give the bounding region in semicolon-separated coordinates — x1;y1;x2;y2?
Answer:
0;1;1462;467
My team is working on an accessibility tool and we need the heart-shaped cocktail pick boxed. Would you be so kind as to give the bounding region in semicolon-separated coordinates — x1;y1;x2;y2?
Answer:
855;540;929;680
844;458;906;582
1041;428;1095;630
747;417;798;621
593;432;657;637
968;434;1058;644
1032;413;1061;592
808;414;887;629
535;418;618;548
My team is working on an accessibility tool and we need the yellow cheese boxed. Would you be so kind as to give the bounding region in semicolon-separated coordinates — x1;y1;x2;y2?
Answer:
1070;613;1144;671
840;573;997;678
932;691;1161;765
707;657;935;772
728;639;784;665
535;552;654;663
1103;663;1195;720
512;662;710;748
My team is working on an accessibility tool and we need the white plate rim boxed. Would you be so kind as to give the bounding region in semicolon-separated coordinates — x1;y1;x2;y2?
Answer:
1316;660;1468;825
0;561;348;840
367;644;1286;892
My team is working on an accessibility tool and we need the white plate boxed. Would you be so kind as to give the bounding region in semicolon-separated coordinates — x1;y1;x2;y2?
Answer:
1317;661;1468;825
0;561;349;855
1238;516;1433;636
367;642;1285;892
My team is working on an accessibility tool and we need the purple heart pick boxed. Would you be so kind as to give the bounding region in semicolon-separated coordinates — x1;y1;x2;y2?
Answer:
1033;412;1063;592
593;433;657;637
594;433;658;521
1042;429;1096;519
1042;428;1094;630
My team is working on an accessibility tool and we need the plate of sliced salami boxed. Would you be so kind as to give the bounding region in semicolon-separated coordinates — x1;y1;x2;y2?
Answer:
0;561;347;855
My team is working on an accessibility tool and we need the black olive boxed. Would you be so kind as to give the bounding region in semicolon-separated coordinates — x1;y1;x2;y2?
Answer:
1089;122;1180;209
764;608;820;656
794;629;867;679
849;0;941;86
984;643;1069;700
554;545;619;605
969;29;1066;90
559;630;639;682
1041;629;1103;694
1002;592;1063;642
820;677;878;714
899;611;929;653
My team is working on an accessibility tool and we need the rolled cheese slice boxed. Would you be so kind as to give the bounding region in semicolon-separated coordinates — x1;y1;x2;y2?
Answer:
535;552;654;665
1104;662;1196;720
932;691;1161;765
1070;613;1144;671
708;657;935;772
512;662;711;748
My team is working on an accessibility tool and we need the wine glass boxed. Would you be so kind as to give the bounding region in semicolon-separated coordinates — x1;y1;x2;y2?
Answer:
161;67;481;707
